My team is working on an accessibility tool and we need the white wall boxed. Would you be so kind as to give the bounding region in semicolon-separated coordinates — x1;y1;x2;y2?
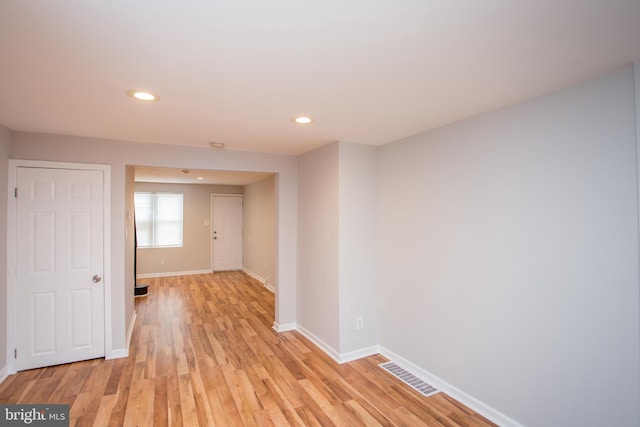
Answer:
0;126;10;373
297;143;340;352
377;66;640;426
9;134;298;349
124;165;135;343
243;175;276;289
338;142;379;355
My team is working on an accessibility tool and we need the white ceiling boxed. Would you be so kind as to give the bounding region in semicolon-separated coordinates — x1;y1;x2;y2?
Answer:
1;1;639;156
135;166;272;186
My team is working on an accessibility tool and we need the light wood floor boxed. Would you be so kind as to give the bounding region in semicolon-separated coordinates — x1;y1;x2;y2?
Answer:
0;272;496;426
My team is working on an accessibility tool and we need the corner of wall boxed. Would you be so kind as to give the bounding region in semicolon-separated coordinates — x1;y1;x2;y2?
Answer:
0;365;8;384
106;310;136;360
0;126;11;375
634;59;640;419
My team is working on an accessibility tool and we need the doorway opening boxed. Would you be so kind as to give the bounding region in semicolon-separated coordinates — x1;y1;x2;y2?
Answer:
131;166;277;300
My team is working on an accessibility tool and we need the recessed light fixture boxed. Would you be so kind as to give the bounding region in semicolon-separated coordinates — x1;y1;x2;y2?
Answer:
210;142;225;149
196;177;204;180
127;89;160;102
292;115;314;124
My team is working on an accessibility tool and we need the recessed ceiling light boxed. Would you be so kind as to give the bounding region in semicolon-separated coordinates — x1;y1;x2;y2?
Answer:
127;89;159;102
292;116;314;124
196;177;204;180
210;142;225;149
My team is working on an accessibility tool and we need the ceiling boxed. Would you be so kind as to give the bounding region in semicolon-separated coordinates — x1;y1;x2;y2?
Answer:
1;1;640;156
135;166;272;186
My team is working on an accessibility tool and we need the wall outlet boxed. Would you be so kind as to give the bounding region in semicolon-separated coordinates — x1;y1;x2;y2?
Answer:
356;317;364;330
160;258;165;265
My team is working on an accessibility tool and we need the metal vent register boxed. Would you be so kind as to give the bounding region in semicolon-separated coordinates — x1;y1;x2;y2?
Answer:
379;362;439;397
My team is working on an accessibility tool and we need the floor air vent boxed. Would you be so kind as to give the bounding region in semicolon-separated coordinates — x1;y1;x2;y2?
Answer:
379;362;439;397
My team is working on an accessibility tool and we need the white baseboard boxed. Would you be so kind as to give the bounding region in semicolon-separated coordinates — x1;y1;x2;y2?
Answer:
243;268;275;293
243;268;265;283
106;310;137;360
272;322;296;332
379;347;523;427
339;345;380;364
0;365;8;384
272;323;380;365
296;324;341;363
295;326;381;365
136;269;212;279
107;348;128;360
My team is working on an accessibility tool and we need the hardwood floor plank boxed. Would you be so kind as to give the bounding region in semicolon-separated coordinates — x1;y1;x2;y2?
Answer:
207;366;245;426
177;372;199;427
334;400;386;427
298;378;349;427
153;376;169;427
106;361;133;427
70;391;97;427
0;272;497;426
164;368;184;427
93;394;117;426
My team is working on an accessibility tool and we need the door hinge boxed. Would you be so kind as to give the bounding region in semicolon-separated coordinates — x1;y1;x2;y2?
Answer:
14;188;18;198
14;348;17;359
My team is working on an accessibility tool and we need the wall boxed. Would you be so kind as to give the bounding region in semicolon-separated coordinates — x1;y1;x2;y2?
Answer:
134;182;242;276
635;62;640;416
297;143;340;354
0;126;10;375
377;66;640;426
338;142;379;356
10;134;298;349
243;175;276;289
124;166;135;346
296;141;380;360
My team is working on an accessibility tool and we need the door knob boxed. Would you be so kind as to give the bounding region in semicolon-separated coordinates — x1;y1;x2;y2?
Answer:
92;275;102;284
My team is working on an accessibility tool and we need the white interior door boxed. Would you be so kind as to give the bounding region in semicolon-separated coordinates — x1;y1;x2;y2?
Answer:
211;195;243;271
16;167;105;370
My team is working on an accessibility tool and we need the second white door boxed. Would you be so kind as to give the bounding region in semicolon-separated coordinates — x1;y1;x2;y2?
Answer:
211;195;243;271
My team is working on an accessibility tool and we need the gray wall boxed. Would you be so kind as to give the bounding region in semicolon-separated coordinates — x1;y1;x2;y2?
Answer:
134;182;242;275
377;66;640;426
296;141;380;359
0;126;10;371
243;175;276;288
297;143;340;352
338;142;379;355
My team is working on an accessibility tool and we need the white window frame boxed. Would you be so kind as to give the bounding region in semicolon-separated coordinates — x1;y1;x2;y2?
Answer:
134;192;184;248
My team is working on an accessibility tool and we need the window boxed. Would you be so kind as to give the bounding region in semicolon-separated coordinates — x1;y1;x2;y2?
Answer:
134;192;183;248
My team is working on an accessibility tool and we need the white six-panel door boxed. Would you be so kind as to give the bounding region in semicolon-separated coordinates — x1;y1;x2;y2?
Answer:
16;167;105;370
211;195;243;271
